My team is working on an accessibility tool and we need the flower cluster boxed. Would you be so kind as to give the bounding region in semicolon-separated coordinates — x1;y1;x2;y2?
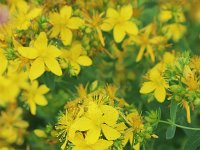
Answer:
55;84;157;150
0;0;199;149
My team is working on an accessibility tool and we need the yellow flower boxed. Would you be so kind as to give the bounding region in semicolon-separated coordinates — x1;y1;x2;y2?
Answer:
11;1;41;30
140;67;169;103
159;3;185;23
101;4;138;43
123;111;143;148
182;65;199;91
128;23;166;62
68;101;120;145
83;11;105;46
162;23;186;42
190;56;200;71
56;107;85;149
23;80;49;115
0;48;8;74
70;133;113;150
61;42;92;76
18;32;62;80
0;106;28;145
49;6;84;45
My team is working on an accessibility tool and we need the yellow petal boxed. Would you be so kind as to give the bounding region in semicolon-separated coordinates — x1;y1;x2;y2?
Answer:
77;56;92;66
48;45;61;58
107;8;118;18
49;13;61;25
29;100;36;115
18;47;38;59
97;27;105;46
29;58;45;80
60;6;72;19
67;17;84;29
114;122;127;132
183;101;191;123
140;82;156;94
61;28;72;45
85;127;100;145
34;32;47;49
50;26;60;37
100;20;113;31
44;57;62;76
101;124;121;140
123;128;134;146
154;86;166;103
136;46;145;62
35;95;48;106
113;24;126;43
147;45;155;62
93;140;113;150
38;85;49;94
27;8;41;19
15;120;29;128
69;117;93;139
101;105;119;126
159;10;172;23
0;52;8;74
120;4;133;20
71;43;83;59
124;21;138;35
133;143;140;150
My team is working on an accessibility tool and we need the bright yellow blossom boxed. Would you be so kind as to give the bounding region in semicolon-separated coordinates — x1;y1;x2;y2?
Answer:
0;106;28;145
140;67;169;103
83;11;105;46
182;65;199;91
23;81;49;115
49;6;84;45
18;32;62;80
123;111;143;149
11;1;41;30
129;23;166;62
162;23;186;42
101;5;138;43
61;42;92;76
190;56;200;71
159;3;185;23
68;101;120;144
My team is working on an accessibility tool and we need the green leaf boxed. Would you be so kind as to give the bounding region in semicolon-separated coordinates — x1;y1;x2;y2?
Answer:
166;100;178;139
184;132;200;150
166;125;176;140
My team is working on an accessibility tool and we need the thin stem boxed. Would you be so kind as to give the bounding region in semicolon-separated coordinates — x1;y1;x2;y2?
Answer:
159;120;200;131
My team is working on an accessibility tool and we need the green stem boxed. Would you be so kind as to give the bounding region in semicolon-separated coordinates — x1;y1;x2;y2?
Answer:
159;120;200;131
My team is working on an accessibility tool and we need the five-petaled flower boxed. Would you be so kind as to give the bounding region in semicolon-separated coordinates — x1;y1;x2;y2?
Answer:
140;67;169;103
49;5;84;45
18;32;62;80
101;5;138;43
